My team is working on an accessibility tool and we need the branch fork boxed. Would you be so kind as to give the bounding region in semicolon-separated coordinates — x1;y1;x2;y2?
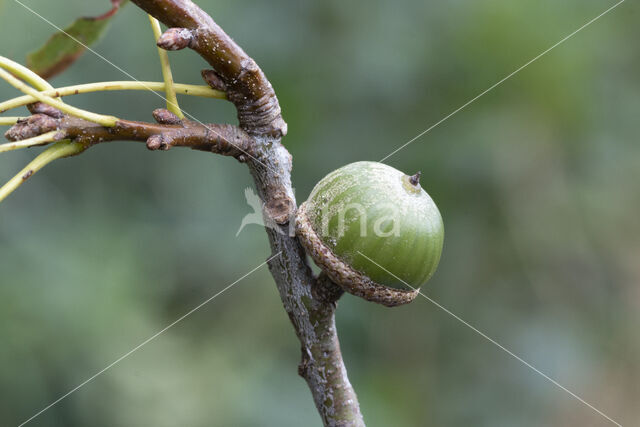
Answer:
135;0;287;137
1;1;364;425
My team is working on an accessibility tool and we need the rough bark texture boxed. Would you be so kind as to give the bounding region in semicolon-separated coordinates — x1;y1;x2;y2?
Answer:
247;141;364;426
5;108;253;156
131;0;287;138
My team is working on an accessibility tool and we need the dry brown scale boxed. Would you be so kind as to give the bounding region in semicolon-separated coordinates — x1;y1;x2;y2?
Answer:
295;201;419;307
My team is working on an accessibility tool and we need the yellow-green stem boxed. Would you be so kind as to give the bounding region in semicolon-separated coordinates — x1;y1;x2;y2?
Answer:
0;56;55;92
0;141;85;203
149;16;183;118
0;116;24;126
0;131;59;153
0;81;224;114
0;68;118;127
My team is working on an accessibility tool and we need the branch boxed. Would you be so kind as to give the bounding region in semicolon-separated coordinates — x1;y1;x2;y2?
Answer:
0;106;252;202
4;107;251;157
131;0;287;137
132;1;366;424
300;273;365;424
131;1;363;425
251;143;365;426
0;1;364;424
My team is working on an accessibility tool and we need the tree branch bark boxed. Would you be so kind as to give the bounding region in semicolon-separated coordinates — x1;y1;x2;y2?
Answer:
110;1;362;424
130;0;365;423
5;108;252;157
131;0;287;138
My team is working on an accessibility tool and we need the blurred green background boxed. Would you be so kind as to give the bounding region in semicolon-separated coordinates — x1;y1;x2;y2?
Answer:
1;0;638;425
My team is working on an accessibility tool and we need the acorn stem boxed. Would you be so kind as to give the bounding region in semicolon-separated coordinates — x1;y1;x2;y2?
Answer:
409;171;421;186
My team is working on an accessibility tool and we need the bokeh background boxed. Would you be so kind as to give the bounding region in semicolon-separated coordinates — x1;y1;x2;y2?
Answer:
1;0;638;425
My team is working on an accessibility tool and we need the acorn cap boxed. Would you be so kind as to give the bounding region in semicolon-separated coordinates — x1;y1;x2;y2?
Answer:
296;201;419;307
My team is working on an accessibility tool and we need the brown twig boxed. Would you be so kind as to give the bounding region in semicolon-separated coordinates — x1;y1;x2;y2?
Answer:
5;106;252;157
131;0;287;138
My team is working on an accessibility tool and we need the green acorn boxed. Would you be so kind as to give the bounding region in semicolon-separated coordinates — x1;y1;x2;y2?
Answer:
295;161;444;307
